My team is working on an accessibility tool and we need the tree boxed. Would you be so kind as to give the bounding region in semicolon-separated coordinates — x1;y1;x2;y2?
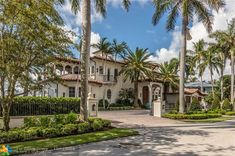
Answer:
61;0;131;121
209;18;235;110
159;59;179;89
120;48;153;107
91;37;112;108
0;0;73;131
152;0;225;113
198;45;221;96
111;39;128;61
192;40;207;92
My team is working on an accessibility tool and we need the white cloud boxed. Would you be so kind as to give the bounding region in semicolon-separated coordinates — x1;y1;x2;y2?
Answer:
107;0;150;8
90;32;101;55
151;0;235;81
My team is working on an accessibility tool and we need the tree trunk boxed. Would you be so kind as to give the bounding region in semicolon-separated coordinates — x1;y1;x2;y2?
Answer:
209;66;214;97
2;104;10;131
179;16;187;113
200;75;203;92
220;68;224;101
80;0;91;121
231;51;235;110
134;81;139;107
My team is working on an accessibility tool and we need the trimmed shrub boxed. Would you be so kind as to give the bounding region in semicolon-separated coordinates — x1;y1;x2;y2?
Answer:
225;111;235;116
0;115;112;144
77;122;90;133
61;124;78;135
0;97;80;116
162;113;221;120
222;98;232;111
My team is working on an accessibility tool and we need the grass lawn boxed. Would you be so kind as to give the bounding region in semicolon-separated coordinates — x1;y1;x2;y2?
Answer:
182;117;232;123
9;128;138;155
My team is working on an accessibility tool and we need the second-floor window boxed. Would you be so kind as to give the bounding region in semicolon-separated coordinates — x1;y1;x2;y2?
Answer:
99;66;103;75
69;87;75;97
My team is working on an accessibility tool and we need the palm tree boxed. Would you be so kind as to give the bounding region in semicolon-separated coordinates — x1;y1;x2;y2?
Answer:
198;45;221;96
152;0;225;113
60;0;131;120
192;39;207;92
120;48;153;107
91;37;112;108
210;18;235;109
111;39;128;61
159;60;179;88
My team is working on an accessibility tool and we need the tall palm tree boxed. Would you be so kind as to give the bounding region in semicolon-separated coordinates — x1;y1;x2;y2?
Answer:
152;0;225;113
111;39;128;61
192;39;207;92
91;37;112;108
120;48;153;107
210;18;235;109
198;45;221;96
60;0;131;120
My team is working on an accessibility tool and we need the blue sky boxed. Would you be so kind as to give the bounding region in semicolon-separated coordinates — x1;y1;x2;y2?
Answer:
92;2;172;52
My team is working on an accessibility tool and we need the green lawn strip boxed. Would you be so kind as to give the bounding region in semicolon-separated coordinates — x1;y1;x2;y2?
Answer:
9;128;138;155
181;117;232;123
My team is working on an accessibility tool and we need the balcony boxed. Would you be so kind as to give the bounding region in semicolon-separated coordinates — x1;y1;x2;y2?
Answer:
103;75;118;83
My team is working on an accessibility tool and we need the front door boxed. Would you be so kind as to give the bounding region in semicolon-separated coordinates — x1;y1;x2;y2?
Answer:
142;86;149;105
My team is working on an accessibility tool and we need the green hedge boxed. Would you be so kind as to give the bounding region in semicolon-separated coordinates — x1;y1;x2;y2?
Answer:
0;113;111;144
225;112;235;116
162;113;222;120
0;97;80;116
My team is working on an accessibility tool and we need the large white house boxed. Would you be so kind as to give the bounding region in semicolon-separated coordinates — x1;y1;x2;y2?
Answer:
39;51;206;112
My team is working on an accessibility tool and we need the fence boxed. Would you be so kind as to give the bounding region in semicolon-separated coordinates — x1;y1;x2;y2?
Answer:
0;97;80;116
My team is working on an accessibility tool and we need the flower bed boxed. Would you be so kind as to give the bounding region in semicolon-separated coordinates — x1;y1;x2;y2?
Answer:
0;113;111;144
162;113;222;120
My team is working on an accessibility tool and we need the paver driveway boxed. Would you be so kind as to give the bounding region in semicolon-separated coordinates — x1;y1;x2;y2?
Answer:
21;110;235;156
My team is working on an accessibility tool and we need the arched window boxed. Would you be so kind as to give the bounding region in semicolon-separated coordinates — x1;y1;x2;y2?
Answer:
65;65;72;74
74;66;79;74
107;89;112;100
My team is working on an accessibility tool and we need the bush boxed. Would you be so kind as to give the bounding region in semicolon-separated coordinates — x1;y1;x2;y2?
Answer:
162;113;222;120
1;114;112;144
188;97;202;112
225;111;235;116
222;98;232;111
65;112;78;124
42;128;59;138
61;124;78;135
98;99;109;108
211;96;221;110
77;122;90;133
207;109;226;115
0;97;80;116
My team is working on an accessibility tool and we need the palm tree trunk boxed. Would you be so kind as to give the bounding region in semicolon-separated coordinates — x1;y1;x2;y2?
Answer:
134;81;139;107
80;0;91;121
231;51;234;110
179;15;187;113
200;75;203;92
209;66;214;97
220;68;224;101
